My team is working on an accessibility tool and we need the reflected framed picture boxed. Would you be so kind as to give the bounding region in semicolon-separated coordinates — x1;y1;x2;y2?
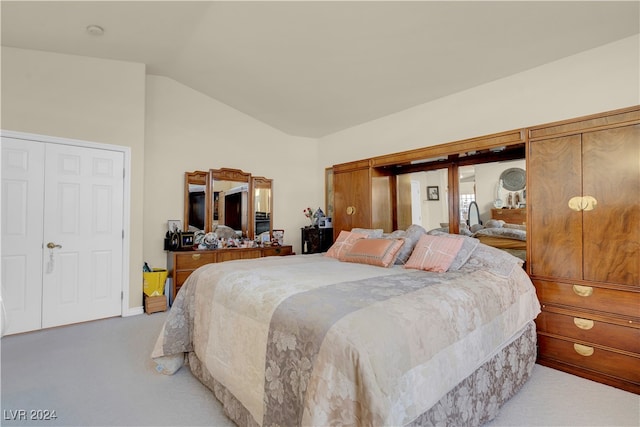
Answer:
427;186;439;201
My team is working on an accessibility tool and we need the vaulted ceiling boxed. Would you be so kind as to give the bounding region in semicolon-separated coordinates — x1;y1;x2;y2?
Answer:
2;1;638;138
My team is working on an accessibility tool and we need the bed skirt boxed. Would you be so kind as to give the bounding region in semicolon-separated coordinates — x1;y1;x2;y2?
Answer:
187;320;537;427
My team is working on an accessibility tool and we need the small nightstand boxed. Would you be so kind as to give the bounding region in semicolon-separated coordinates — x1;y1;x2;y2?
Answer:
301;227;334;254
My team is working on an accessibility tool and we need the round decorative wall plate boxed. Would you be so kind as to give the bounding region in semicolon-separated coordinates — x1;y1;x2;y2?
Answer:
500;168;526;191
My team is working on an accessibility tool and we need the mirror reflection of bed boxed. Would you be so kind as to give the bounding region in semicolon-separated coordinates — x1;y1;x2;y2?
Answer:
396;157;527;264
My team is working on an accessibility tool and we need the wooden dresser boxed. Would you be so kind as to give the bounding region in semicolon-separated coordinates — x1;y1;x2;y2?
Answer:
167;246;293;300
528;107;640;393
491;208;526;225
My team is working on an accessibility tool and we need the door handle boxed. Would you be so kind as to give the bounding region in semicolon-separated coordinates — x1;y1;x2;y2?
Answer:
46;242;62;249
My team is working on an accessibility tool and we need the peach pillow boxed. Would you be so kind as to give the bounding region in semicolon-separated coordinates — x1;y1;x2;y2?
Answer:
325;230;368;260
342;238;405;268
405;234;464;272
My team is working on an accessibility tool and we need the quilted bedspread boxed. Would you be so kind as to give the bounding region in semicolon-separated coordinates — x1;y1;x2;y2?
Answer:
152;246;540;426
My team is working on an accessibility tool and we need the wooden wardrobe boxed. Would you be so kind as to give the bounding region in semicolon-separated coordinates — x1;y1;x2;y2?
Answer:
330;106;639;393
528;107;639;393
332;159;393;239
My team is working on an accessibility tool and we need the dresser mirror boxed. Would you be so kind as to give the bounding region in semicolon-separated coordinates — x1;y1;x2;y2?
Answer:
252;176;273;238
184;171;210;232
209;168;252;238
184;168;273;240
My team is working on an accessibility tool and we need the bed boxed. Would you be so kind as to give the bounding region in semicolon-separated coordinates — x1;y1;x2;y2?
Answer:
152;235;540;427
471;224;527;262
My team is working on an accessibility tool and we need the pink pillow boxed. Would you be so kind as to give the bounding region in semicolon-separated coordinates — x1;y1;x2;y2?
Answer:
325;230;368;260
405;234;464;272
342;238;405;268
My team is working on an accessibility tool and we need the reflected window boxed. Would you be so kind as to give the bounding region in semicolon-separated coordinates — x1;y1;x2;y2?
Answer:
460;194;475;222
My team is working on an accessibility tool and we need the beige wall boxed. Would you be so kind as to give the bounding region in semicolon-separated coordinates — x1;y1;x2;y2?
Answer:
1;48;321;312
2;33;638;310
1;47;146;311
144;76;319;268
318;35;640;168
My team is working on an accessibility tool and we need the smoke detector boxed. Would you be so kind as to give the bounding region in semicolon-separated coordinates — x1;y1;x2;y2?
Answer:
86;25;104;36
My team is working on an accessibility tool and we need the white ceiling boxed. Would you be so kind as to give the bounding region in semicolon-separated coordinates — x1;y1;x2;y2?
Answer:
2;1;639;138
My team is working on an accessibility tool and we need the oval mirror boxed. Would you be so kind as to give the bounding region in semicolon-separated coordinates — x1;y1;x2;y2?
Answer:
468;201;481;227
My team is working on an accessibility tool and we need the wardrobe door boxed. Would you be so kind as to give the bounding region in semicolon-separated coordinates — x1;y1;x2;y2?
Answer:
582;124;640;286
41;143;125;328
528;134;583;279
333;167;371;235
1;138;45;335
1;135;126;335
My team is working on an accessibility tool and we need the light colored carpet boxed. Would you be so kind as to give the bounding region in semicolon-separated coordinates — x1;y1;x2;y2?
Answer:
1;312;638;427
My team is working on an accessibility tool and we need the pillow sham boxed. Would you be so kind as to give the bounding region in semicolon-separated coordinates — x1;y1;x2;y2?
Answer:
325;230;368;260
426;229;480;270
351;228;384;238
342;238;405;268
405;234;465;272
393;224;427;265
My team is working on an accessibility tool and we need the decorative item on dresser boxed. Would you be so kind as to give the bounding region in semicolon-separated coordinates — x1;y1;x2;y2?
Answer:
167;246;293;301
528;106;640;394
301;227;334;254
491;207;526;225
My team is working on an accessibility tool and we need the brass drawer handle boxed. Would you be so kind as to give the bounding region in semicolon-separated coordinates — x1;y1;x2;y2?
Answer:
573;318;594;330
573;343;594;357
346;206;356;215
572;285;593;297
191;253;201;260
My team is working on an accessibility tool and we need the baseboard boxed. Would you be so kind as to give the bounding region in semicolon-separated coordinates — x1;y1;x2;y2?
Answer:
124;306;144;317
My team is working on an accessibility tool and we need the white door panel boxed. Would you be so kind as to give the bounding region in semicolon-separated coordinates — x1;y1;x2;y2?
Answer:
1;138;45;335
411;180;422;225
1;135;124;335
42;143;124;328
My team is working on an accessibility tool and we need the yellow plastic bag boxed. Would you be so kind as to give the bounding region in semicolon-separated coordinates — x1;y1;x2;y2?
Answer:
143;268;168;297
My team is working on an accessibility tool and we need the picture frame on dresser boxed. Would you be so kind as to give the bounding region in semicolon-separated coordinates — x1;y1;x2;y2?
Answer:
168;219;182;233
180;232;195;249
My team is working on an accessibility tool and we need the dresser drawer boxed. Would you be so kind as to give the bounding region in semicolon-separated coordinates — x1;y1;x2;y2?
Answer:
538;335;640;383
536;311;640;354
262;245;293;257
491;208;526;224
217;249;262;262
175;270;196;287
534;279;640;318
174;252;216;270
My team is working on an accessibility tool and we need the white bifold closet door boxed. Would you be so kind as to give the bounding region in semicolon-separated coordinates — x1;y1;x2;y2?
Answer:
2;136;124;335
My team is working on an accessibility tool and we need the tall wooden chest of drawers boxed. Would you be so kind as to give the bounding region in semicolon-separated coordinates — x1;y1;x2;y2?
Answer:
528;107;639;393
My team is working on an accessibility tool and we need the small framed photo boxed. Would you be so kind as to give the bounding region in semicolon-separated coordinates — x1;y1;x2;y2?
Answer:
180;232;195;248
427;186;440;201
168;220;182;233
